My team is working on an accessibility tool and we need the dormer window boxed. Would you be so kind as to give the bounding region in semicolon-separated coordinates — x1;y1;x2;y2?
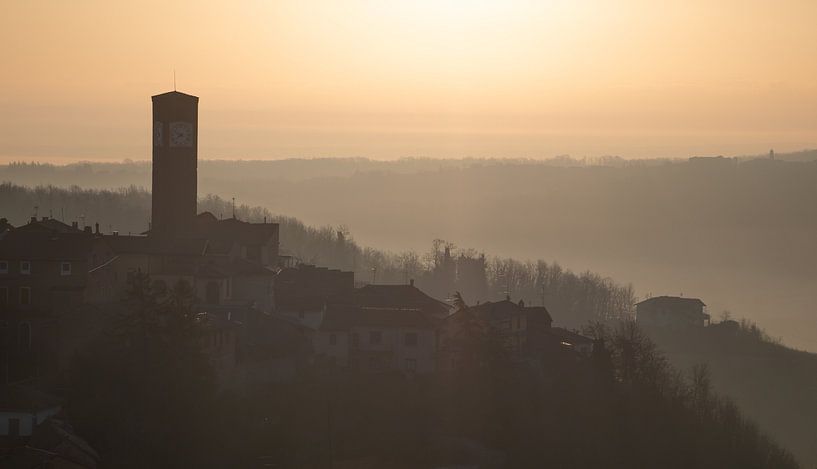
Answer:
60;262;72;276
20;261;31;275
0;261;7;274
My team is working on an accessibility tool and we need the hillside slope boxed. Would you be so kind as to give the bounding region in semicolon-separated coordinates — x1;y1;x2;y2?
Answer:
646;323;817;468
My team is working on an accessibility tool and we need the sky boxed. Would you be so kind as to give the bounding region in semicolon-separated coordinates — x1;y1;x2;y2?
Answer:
2;0;817;163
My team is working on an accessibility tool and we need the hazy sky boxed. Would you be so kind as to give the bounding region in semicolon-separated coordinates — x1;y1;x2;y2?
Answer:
2;0;816;162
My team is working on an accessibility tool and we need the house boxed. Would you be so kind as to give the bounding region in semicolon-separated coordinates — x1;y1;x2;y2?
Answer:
549;327;594;356
274;264;355;328
636;296;710;328
240;314;314;386
437;298;595;370
0;221;96;383
315;304;437;374
86;233;208;303
334;281;453;320
87;228;277;311
192;213;279;267
468;298;554;355
196;257;276;311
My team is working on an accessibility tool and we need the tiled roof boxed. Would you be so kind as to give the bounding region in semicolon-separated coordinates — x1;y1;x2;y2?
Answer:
336;284;451;316
320;304;435;331
470;300;553;323
103;234;208;256
549;327;594;345
276;296;326;312
15;218;83;234
0;230;94;260
635;296;706;307
194;310;244;330
196;257;276;278
194;213;278;246
152;90;199;100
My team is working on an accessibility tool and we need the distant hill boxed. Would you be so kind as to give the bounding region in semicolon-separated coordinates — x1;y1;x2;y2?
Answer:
646;322;817;468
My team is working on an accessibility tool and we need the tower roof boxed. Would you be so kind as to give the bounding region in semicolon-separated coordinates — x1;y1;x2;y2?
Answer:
151;90;199;101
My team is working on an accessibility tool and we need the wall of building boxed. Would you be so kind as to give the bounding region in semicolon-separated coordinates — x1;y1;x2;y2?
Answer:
314;330;349;367
348;326;435;373
230;274;274;312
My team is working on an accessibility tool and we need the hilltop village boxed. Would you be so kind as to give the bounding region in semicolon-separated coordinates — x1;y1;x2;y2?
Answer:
0;91;603;387
0;91;739;468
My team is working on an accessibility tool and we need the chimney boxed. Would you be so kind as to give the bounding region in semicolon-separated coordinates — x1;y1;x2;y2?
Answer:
30;216;36;224
409;279;414;287
72;221;78;229
112;231;119;236
94;223;100;234
84;226;92;234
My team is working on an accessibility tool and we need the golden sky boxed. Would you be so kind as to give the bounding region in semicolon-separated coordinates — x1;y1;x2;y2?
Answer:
2;0;816;162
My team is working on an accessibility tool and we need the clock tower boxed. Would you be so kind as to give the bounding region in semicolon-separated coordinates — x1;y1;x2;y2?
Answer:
151;91;198;238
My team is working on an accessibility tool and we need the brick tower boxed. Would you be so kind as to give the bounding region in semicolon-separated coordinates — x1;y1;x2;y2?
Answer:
150;91;198;237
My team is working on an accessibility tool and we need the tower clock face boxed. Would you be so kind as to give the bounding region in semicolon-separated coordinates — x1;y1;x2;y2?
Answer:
169;121;193;147
153;121;163;147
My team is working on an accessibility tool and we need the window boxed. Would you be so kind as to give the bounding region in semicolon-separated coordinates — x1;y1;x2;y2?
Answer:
351;332;359;348
19;322;31;350
369;357;380;370
205;281;220;304
329;333;337;346
20;261;31;275
19;287;31;306
404;332;418;346
369;330;382;345
60;262;72;276
0;287;8;308
0;261;7;274
8;418;20;437
405;358;417;372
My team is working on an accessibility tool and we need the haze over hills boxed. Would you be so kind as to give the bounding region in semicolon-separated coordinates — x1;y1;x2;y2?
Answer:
2;152;817;353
